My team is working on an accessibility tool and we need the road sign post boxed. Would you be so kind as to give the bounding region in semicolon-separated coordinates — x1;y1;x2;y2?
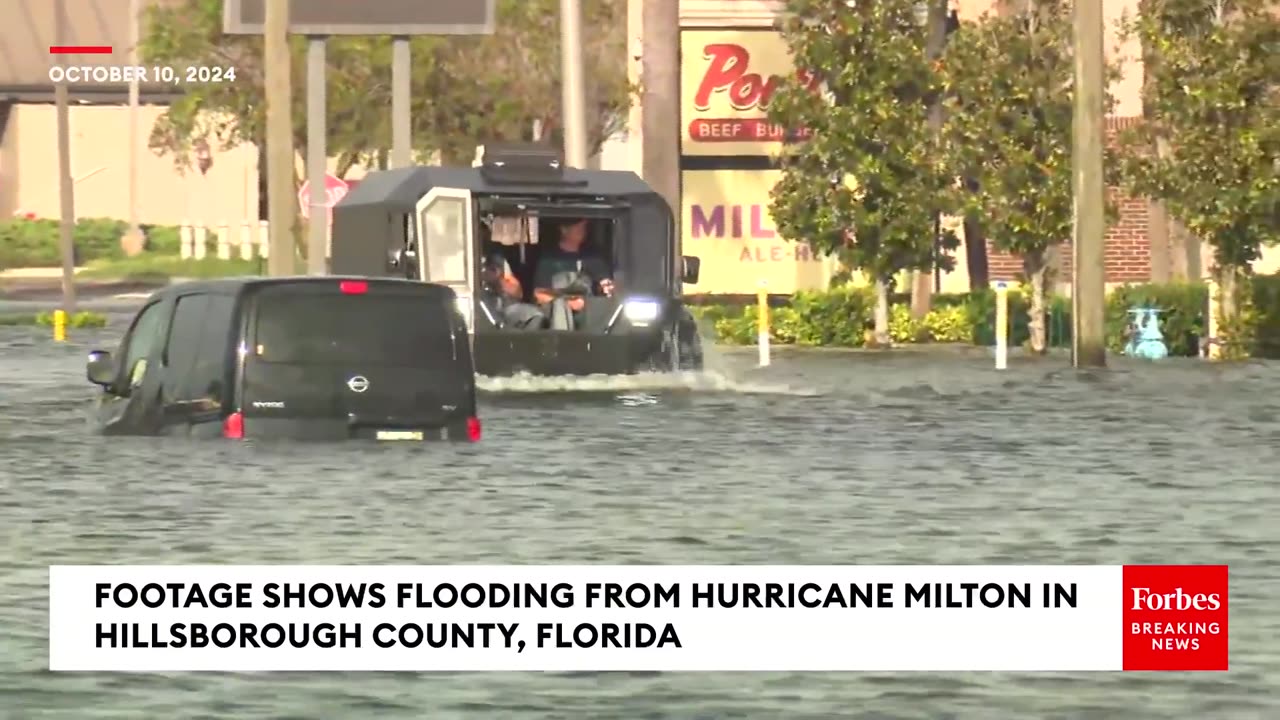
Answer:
223;0;497;273
298;174;350;224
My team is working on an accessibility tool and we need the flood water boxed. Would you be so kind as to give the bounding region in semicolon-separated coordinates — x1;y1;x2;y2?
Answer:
1;313;1278;718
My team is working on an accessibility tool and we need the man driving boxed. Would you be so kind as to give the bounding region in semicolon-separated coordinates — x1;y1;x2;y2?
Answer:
533;219;615;315
481;252;544;329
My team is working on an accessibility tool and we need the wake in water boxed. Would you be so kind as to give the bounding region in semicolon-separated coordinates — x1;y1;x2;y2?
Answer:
476;369;819;397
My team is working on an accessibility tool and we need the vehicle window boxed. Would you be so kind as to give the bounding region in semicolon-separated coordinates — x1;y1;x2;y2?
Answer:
419;196;469;284
163;294;234;406
120;300;168;384
253;291;457;367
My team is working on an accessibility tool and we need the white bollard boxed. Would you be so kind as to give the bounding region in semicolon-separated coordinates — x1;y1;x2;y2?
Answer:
179;224;194;259
757;279;771;367
193;225;208;259
257;220;270;259
216;224;231;260
239;222;254;260
995;281;1009;370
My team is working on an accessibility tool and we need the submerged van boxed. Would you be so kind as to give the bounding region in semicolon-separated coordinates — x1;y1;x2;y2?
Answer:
86;277;481;441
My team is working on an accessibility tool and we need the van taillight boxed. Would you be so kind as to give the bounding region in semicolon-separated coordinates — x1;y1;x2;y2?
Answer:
466;416;481;442
339;280;368;294
223;412;245;439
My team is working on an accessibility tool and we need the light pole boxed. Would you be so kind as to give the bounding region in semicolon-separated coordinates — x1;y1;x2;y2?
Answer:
121;0;145;256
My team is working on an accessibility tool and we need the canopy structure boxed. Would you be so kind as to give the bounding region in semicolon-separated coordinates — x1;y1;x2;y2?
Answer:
335;165;661;214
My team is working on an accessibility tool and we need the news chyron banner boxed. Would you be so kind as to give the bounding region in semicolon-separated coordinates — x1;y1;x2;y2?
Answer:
48;565;1228;672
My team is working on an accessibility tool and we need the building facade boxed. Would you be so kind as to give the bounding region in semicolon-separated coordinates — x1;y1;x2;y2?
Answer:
622;0;1159;294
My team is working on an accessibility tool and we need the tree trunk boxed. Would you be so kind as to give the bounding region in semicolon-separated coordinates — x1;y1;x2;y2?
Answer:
962;178;990;289
1024;251;1048;354
873;278;891;348
1215;264;1239;340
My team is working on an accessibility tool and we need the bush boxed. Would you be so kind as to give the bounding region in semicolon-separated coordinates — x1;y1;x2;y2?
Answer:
1250;274;1280;359
0;217;183;268
0;311;107;328
703;279;1280;357
1105;281;1207;357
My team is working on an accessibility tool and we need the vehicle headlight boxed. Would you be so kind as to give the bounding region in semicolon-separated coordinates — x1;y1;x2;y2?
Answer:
623;299;661;325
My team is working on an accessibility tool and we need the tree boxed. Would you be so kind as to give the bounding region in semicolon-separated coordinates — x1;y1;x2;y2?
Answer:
140;0;632;171
941;1;1076;353
768;0;959;347
1117;0;1280;340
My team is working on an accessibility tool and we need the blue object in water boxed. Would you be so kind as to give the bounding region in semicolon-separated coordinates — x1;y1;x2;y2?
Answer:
1124;307;1168;360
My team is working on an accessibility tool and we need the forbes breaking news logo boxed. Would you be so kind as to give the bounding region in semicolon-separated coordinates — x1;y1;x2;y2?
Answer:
1123;565;1228;671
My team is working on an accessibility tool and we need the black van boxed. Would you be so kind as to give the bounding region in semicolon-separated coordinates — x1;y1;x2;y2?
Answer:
85;277;481;441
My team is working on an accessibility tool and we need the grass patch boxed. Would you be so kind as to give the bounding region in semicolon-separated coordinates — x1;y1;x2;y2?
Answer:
0;311;108;327
77;254;271;281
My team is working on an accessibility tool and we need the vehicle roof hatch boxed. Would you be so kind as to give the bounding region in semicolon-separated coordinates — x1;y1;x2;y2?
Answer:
476;143;586;187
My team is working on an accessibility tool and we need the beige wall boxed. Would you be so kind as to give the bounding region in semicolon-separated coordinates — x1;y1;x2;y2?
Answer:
5;104;259;226
0;103;380;227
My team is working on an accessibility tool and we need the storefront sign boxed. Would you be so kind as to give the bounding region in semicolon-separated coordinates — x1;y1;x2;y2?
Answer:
682;168;833;294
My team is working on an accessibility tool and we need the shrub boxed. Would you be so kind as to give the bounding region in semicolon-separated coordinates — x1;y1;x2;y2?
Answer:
0;217;183;268
1105;282;1207;357
701;279;1279;357
1250;274;1280;359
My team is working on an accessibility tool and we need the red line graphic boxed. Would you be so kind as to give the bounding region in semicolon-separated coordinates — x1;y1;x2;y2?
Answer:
49;46;113;54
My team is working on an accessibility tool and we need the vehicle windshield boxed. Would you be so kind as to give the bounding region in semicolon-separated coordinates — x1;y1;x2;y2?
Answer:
252;289;457;366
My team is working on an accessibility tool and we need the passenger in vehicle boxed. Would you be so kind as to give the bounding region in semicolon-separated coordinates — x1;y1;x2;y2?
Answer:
533;219;614;329
481;252;544;330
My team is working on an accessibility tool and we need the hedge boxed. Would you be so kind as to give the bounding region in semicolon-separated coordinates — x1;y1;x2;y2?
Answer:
699;275;1280;359
0;217;181;269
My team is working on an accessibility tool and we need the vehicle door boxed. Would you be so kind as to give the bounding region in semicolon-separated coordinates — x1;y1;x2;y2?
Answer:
159;292;237;438
415;186;476;334
96;298;173;435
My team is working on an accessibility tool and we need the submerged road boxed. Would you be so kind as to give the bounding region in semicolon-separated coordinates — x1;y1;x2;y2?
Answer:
1;321;1278;718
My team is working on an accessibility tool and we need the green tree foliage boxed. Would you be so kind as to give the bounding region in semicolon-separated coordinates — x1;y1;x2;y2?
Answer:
768;0;959;346
941;1;1076;353
140;0;631;173
1117;0;1280;325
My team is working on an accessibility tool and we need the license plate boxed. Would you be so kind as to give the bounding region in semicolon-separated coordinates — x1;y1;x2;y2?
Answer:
376;430;424;441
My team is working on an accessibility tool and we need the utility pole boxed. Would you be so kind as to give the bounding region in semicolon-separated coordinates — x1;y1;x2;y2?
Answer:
559;0;588;167
121;0;144;255
912;0;949;319
1072;0;1106;367
264;0;295;276
54;0;77;312
641;0;681;276
391;38;411;167
306;37;328;274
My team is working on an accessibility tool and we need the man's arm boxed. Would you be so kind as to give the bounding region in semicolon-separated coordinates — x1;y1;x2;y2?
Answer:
532;259;556;304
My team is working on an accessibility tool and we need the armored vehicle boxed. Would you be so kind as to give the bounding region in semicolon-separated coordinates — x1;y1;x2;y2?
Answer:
330;144;703;377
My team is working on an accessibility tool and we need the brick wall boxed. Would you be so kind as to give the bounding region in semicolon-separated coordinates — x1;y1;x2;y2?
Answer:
985;116;1152;283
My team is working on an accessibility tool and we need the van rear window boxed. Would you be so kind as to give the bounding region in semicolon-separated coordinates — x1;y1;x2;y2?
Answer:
252;291;457;366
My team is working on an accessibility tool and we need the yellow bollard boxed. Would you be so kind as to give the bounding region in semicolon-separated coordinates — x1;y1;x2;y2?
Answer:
1205;277;1222;360
994;282;1008;370
757;279;770;367
53;309;68;342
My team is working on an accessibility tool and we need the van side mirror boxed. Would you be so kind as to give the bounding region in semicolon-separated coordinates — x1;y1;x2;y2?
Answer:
681;255;701;285
86;349;116;388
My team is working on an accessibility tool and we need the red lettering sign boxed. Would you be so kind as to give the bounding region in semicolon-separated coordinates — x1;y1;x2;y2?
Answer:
692;44;818;112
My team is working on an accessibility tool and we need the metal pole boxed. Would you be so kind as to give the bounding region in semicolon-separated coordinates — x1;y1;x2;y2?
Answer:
913;0;947;318
264;0;295;276
121;0;144;254
1072;0;1106;367
54;0;77;313
559;0;588;167
307;37;328;275
641;0;681;277
391;37;411;167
